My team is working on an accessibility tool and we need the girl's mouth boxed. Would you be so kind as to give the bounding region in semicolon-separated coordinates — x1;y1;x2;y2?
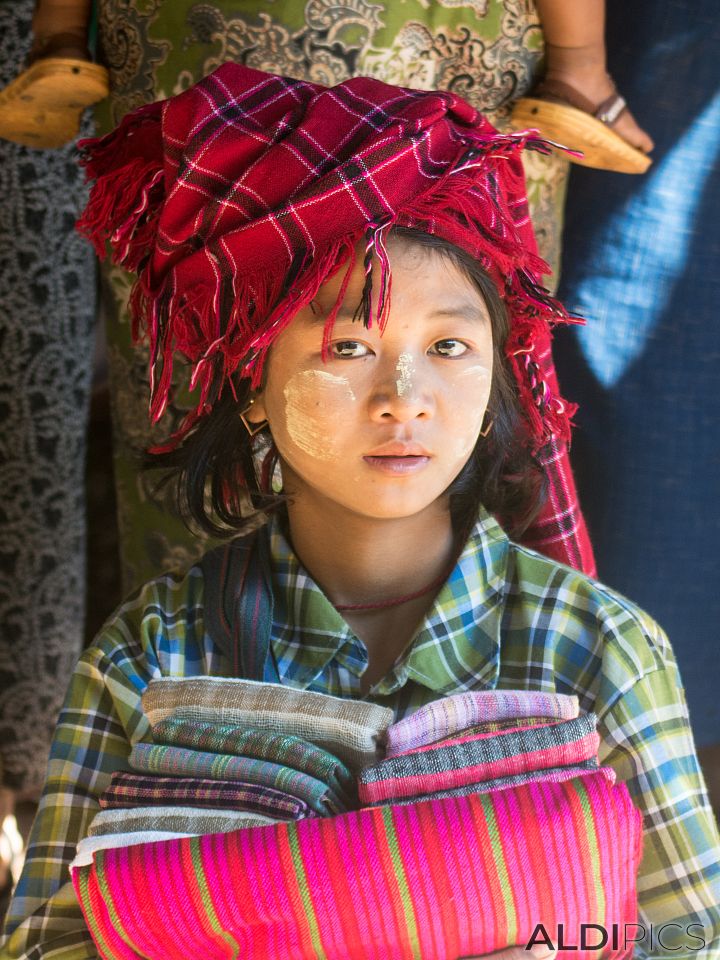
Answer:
362;455;431;475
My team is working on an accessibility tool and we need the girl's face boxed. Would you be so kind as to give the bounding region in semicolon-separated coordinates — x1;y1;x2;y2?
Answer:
248;237;494;522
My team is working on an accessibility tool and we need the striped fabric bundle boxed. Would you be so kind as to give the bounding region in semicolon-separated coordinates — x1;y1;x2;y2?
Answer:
129;742;347;815
373;760;604;805
88;806;282;838
72;769;643;960
99;772;315;820
360;714;599;804
385;689;579;756
151;717;355;798
143;677;393;770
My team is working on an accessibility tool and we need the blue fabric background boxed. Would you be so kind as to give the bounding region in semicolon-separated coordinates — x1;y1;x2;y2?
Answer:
555;1;719;744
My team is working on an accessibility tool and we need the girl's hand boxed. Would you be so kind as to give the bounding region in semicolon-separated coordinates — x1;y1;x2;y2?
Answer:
458;945;557;960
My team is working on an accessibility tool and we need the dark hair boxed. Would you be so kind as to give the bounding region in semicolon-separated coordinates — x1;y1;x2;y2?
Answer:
146;228;545;540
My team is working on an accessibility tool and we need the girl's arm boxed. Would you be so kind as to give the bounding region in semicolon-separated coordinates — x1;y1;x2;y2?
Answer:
1;649;143;957
597;621;720;955
1;568;210;959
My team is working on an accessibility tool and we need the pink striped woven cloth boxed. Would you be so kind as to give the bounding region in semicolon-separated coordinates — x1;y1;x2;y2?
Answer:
72;768;642;960
385;690;579;756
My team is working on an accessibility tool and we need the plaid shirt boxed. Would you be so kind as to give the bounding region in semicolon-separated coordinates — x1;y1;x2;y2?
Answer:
3;509;719;958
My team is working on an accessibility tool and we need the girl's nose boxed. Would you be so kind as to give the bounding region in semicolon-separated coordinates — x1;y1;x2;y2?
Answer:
367;354;435;422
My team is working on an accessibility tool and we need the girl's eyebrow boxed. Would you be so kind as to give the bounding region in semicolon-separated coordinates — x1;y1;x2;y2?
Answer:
307;300;488;323
428;303;489;323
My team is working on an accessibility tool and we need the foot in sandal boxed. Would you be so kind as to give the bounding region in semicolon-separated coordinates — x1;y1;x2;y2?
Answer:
512;53;654;174
0;33;109;150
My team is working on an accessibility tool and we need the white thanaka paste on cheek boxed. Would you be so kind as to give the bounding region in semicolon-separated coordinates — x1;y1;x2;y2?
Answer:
451;364;493;460
282;369;355;462
395;352;416;397
456;363;491;380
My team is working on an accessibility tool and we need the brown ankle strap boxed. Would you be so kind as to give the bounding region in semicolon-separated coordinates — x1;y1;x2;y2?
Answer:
28;32;91;65
594;91;627;125
534;77;627;127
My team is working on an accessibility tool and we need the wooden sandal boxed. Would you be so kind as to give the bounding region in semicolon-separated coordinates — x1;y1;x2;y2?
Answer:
0;36;109;149
511;78;651;175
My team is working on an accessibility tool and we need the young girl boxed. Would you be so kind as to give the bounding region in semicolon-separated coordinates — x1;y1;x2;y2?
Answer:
2;64;718;959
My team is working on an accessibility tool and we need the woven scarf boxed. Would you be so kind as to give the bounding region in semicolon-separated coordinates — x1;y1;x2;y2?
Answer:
129;743;345;815
151;717;354;798
360;713;598;804
88;806;280;838
73;769;642;960
430;715;553;745
385;689;579;756
76;63;577;453
142;677;393;771
368;760;605;806
99;772;314;820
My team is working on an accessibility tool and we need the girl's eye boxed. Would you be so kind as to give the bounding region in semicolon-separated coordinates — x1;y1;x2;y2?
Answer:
430;339;469;357
331;340;371;358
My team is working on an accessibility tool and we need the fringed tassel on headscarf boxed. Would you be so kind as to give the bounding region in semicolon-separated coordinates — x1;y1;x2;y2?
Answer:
95;112;583;452
138;216;406;445
76;101;165;269
134;235;363;440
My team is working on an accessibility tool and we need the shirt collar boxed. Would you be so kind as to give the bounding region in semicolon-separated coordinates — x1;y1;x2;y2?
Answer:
267;507;509;695
400;508;508;694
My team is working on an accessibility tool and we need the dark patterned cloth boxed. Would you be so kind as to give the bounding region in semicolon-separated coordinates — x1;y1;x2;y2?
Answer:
152;717;355;798
99;771;314;819
555;0;720;748
359;713;599;804
0;0;96;794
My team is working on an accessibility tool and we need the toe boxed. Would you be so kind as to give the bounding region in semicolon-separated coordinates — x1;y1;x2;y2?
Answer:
615;108;654;154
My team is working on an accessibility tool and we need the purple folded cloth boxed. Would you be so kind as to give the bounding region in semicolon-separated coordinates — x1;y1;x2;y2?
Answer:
385;690;579;756
431;716;551;746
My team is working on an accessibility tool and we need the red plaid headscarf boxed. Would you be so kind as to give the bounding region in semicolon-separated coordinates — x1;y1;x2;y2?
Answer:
78;63;595;574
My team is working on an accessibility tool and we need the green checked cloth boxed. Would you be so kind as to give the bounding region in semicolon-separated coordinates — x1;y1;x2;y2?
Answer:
151;717;355;801
129;742;347;816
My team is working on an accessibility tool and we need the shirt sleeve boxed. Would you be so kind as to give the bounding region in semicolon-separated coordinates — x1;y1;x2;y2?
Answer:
0;567;207;960
597;617;720;959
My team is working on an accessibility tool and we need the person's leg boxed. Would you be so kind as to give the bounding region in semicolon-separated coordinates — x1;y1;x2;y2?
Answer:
0;0;107;149
30;0;91;59
535;0;653;154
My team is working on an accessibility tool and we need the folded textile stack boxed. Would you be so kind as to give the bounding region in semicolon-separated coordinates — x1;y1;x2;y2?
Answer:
142;677;394;770
72;686;644;960
359;694;600;805
73;678;392;866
